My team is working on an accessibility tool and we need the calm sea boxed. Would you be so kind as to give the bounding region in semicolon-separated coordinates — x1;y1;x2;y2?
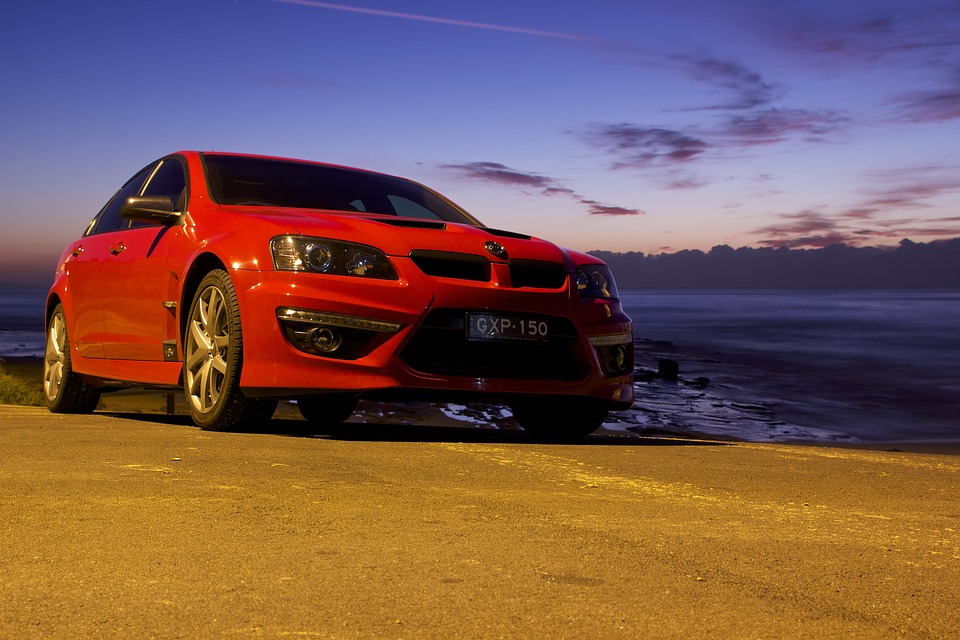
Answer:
621;290;960;444
0;285;47;357
2;286;957;444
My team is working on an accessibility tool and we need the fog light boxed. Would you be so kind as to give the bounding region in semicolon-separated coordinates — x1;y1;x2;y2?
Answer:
589;333;634;376
615;344;628;369
310;327;342;353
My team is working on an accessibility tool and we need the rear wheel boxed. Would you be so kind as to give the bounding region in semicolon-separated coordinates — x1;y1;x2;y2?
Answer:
511;397;608;440
183;270;276;430
43;304;101;413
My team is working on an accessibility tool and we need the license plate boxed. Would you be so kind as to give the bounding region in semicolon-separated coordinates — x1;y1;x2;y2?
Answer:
467;313;550;342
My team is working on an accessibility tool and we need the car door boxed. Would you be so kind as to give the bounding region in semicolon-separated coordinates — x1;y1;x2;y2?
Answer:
99;158;187;360
67;165;155;358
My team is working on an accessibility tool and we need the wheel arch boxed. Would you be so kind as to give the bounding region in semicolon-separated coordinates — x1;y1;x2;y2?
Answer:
178;252;229;354
45;293;64;326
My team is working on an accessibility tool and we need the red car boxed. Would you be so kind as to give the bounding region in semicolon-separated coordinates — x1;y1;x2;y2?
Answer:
43;152;634;437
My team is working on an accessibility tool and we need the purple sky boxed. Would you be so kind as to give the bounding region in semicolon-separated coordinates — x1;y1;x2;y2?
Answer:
2;0;959;283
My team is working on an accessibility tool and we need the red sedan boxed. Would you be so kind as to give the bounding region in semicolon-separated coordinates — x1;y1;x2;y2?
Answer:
44;152;634;437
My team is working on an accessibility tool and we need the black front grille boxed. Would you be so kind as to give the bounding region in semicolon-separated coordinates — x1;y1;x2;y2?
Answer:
409;251;491;282
509;260;568;289
398;310;590;381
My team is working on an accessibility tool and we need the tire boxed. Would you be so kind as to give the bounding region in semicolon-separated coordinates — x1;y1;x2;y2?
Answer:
511;397;608;440
183;270;276;431
296;395;358;426
43;304;101;413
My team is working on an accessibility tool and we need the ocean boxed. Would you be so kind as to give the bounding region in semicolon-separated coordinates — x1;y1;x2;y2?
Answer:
619;289;960;445
2;287;957;445
0;285;47;357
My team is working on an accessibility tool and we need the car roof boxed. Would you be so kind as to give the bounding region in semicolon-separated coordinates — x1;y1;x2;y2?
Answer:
180;150;397;180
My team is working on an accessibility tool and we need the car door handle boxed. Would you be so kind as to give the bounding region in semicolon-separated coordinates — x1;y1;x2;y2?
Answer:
109;242;126;255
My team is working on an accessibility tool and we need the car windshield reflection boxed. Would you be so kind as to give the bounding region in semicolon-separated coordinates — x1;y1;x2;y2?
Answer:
204;154;478;225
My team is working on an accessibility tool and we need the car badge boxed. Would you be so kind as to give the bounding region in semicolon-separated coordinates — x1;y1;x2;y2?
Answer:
484;241;508;259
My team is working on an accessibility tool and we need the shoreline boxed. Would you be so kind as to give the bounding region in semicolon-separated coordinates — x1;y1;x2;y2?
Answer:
5;355;958;455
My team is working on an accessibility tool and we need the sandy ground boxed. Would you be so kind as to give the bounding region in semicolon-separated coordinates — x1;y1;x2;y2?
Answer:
2;404;960;638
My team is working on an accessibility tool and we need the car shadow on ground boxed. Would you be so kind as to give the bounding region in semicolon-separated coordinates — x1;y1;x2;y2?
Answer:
99;411;732;447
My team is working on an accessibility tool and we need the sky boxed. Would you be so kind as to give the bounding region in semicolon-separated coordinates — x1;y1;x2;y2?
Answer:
2;0;959;284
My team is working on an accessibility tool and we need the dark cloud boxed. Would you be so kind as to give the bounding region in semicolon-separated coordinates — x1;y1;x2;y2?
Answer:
440;162;642;216
581;124;709;168
439;162;554;189
579;199;643;216
757;234;855;249
580;108;849;171
751;165;960;248
718;108;851;145
891;75;960;123
746;2;960;125
858;166;960;211
754;210;840;239
674;54;783;110
750;2;960;66
755;210;902;248
664;175;710;190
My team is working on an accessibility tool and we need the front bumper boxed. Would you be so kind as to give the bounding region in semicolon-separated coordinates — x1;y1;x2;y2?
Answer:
231;258;634;409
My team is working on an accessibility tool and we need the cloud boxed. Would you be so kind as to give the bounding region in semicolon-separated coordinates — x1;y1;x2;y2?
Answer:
856;166;960;212
674;54;782;110
579;200;643;217
580;108;849;171
271;0;597;42
439;162;554;189
751;164;960;248
664;175;711;190
440;161;642;216
741;1;960;125
890;74;960;123
717;108;851;145
581;124;709;168
748;2;960;66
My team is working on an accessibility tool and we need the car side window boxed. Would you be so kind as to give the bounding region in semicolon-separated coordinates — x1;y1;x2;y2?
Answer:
90;164;155;235
142;159;187;209
129;159;188;228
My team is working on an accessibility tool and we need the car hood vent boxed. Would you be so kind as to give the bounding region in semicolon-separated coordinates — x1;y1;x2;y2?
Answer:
484;227;532;240
369;218;447;230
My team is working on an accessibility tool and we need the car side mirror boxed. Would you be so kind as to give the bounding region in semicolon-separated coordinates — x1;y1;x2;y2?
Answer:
119;195;180;225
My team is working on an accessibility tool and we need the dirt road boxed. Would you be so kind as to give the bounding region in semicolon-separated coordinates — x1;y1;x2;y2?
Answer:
1;405;957;638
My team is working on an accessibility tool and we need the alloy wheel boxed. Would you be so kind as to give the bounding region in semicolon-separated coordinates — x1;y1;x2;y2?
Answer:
185;284;231;414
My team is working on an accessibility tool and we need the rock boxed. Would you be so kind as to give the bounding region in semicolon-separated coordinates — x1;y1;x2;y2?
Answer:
658;358;680;380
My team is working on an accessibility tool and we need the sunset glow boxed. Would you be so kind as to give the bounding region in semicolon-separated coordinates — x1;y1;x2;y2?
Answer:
1;0;958;284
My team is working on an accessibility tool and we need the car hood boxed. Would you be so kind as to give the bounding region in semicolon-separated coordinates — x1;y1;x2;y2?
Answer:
222;207;587;269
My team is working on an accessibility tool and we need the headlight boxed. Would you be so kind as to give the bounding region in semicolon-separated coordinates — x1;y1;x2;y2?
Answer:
271;236;398;280
576;264;619;299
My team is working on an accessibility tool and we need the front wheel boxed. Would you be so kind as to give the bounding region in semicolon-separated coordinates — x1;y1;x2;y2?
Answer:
511;398;608;440
183;270;276;431
296;395;358;426
43;304;101;413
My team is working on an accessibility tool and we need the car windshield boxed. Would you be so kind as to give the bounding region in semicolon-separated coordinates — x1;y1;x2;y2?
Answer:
203;154;479;225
